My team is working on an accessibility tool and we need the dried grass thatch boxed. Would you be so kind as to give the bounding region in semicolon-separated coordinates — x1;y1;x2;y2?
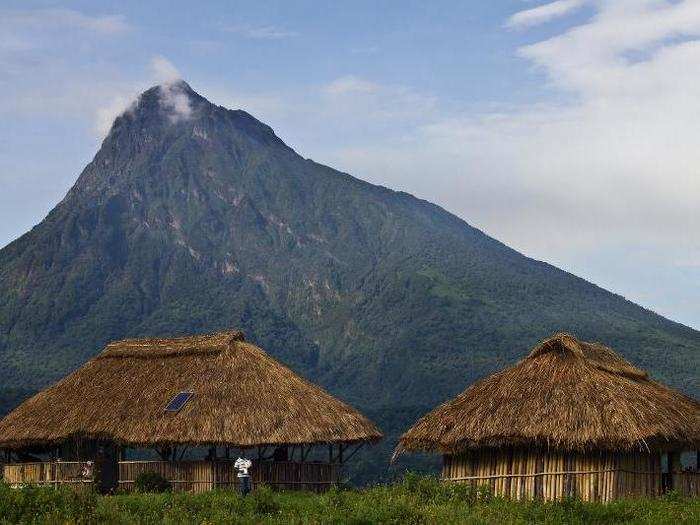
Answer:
395;333;699;459
0;331;382;449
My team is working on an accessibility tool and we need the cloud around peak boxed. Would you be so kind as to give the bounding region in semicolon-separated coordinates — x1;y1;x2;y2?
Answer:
149;56;193;122
151;55;182;84
95;56;192;136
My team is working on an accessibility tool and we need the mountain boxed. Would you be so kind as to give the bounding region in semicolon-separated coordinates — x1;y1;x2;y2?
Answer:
1;81;698;481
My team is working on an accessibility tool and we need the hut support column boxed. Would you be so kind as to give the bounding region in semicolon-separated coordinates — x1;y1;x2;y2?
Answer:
156;446;173;461
343;443;365;463
300;445;311;462
210;447;217;490
329;444;345;464
669;452;681;492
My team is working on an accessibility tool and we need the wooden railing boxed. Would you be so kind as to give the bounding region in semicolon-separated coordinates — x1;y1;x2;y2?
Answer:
118;460;339;493
674;470;700;497
2;462;95;488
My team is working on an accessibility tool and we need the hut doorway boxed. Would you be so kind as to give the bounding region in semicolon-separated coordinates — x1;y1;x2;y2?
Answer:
96;443;119;493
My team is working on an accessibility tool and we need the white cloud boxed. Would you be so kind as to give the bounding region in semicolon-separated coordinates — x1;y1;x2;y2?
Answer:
95;93;138;137
325;2;700;259
320;75;437;122
224;24;298;40
0;8;130;35
148;56;192;123
158;83;193;123
151;55;182;84
506;0;589;29
323;76;379;96
519;0;700;97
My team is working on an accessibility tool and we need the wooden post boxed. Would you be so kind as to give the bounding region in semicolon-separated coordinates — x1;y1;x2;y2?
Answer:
669;452;681;492
211;452;217;490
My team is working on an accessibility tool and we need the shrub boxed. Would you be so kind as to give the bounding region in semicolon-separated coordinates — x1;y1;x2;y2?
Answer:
401;471;442;499
134;471;171;493
251;485;280;515
321;486;347;510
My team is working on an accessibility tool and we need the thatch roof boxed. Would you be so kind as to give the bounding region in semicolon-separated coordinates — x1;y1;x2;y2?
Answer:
395;333;699;458
0;331;382;449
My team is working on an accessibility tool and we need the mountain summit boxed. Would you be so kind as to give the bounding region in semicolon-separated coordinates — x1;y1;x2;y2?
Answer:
1;83;698;479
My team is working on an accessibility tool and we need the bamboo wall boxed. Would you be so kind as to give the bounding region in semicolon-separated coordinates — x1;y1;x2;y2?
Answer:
2;462;95;488
118;460;339;493
442;449;699;502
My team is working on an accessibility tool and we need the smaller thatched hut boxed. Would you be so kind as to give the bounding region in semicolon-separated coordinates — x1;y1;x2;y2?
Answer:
395;333;699;501
0;330;382;492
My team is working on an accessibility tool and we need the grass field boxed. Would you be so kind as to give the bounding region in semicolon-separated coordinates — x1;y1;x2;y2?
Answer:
1;474;698;524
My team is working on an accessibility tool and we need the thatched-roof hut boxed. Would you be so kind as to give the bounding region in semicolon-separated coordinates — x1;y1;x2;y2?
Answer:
0;330;381;492
395;333;699;501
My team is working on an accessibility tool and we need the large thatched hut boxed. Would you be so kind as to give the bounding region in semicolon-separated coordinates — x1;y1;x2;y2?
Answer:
0;330;382;492
395;333;699;501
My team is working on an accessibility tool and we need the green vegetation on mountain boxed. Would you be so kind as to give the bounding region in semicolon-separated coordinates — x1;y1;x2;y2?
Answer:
0;82;698;481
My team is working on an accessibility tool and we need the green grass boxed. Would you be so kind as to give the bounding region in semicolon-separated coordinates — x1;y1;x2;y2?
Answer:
1;475;698;524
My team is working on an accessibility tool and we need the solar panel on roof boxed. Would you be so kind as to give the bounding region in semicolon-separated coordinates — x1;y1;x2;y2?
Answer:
165;391;193;412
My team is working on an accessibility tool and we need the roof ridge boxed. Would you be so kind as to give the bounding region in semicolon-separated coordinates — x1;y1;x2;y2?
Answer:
527;332;583;359
98;330;245;359
526;333;648;380
105;329;244;347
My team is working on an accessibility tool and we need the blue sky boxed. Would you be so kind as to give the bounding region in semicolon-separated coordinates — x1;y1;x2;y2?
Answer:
1;1;699;329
